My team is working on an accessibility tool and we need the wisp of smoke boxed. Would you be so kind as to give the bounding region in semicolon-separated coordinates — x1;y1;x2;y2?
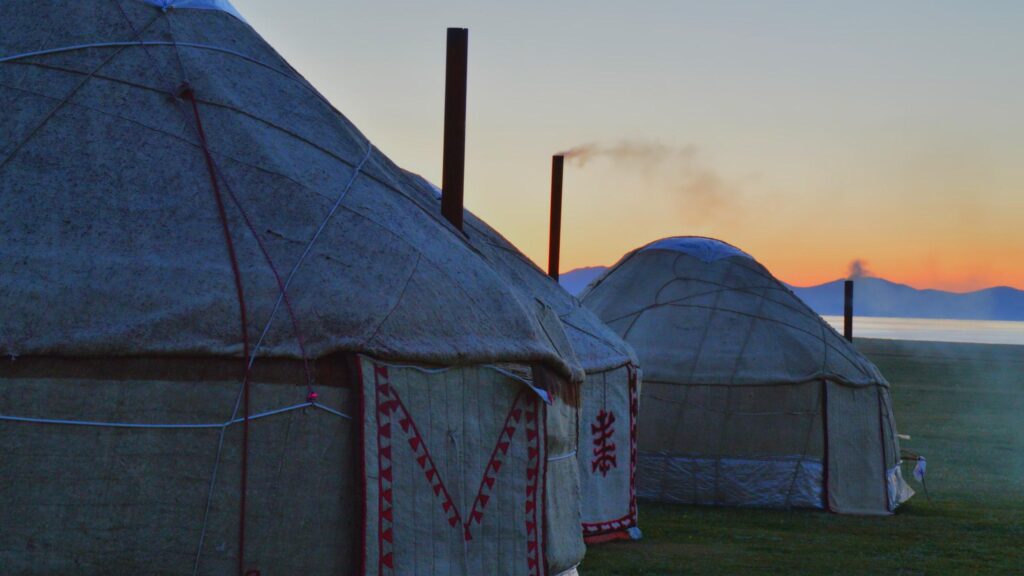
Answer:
558;141;681;167
557;140;739;218
848;259;872;280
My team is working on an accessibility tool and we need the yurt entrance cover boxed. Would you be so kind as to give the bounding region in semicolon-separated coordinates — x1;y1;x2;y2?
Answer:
361;358;579;575
581;237;913;515
0;1;586;573
403;173;642;543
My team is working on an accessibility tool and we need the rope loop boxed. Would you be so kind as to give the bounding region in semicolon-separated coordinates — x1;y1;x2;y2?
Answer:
177;81;195;100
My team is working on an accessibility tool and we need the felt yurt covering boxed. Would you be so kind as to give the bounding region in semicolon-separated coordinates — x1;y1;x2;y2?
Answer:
0;1;587;574
405;173;642;543
581;237;914;515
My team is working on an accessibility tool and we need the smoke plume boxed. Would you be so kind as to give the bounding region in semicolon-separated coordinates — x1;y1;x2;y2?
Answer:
558;140;740;218
847;259;873;280
559;141;677;167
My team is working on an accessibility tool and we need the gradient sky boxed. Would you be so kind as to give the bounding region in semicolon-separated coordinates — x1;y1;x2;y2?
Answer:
237;0;1023;292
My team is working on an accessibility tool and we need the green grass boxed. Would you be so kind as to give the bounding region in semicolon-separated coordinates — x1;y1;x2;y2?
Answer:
582;338;1024;575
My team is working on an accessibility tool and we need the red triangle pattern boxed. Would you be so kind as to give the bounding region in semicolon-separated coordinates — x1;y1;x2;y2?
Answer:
375;374;396;576
523;395;543;576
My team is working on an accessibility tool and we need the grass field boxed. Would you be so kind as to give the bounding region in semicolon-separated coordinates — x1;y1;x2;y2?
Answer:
582;338;1024;575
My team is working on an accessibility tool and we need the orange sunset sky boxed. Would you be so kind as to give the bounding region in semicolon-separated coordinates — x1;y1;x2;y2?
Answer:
238;0;1023;292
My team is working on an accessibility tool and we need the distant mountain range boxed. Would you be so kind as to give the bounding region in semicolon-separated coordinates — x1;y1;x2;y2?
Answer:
560;267;1024;322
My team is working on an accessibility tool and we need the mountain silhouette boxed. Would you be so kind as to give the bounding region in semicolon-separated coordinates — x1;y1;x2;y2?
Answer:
787;277;1024;321
560;267;1024;321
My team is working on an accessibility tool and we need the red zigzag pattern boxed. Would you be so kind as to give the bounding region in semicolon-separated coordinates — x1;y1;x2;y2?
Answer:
374;365;396;574
524;396;542;576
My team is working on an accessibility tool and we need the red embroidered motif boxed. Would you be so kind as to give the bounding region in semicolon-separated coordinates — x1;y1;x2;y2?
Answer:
591;409;617;476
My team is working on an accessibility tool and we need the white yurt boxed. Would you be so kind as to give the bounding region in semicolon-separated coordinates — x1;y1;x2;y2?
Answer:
0;1;586;574
581;237;913;515
405;172;642;543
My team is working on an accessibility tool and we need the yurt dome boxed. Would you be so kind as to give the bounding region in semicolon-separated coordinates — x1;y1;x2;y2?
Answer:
0;0;579;378
0;1;585;574
405;172;642;543
581;236;913;515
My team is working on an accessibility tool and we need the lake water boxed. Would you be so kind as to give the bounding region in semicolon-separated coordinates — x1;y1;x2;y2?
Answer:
821;316;1024;346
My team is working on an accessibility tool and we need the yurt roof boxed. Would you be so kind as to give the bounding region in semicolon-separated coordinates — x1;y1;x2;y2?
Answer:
404;172;638;374
640;236;753;263
137;0;246;23
0;0;581;380
581;237;886;387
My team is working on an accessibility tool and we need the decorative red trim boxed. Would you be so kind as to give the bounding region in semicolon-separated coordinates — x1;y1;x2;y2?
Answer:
355;355;368;576
581;512;636;534
464;392;527;540
525;395;543;576
540;398;549;576
584;531;632;545
386;387;465;532
373;365;395;575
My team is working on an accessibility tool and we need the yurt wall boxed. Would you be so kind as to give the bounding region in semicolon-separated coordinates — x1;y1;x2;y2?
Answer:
0;356;359;574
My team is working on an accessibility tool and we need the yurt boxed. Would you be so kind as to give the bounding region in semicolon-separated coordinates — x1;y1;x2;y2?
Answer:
581;237;913;515
405;173;642;543
0;1;585;574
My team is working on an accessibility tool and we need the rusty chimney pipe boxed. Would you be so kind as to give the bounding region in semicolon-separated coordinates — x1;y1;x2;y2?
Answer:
441;28;468;231
548;154;564;280
844;279;854;341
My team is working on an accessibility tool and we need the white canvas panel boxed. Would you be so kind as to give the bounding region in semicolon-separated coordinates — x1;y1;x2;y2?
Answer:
578;365;640;541
544;393;586;573
826;382;889;515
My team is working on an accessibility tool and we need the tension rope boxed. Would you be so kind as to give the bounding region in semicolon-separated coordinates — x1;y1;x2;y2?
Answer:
182;84;253;576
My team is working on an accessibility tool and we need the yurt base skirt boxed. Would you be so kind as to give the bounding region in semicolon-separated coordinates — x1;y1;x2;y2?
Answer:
636;452;824;509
